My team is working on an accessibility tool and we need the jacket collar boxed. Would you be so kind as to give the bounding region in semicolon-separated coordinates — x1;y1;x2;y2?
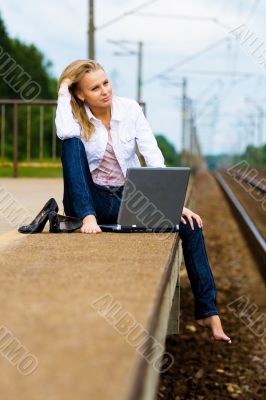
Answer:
84;96;123;122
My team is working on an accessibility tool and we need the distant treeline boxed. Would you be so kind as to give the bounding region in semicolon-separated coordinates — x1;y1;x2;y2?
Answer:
0;14;57;100
206;144;266;169
155;134;180;166
0;13;58;160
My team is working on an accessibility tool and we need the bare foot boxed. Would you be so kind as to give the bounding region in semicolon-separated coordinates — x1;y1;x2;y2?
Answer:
81;215;102;234
196;315;232;344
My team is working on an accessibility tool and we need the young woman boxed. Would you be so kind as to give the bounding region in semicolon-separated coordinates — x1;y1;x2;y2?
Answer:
55;60;231;343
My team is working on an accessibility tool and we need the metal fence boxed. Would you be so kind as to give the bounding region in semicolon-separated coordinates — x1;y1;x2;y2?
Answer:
0;99;146;177
0;99;60;177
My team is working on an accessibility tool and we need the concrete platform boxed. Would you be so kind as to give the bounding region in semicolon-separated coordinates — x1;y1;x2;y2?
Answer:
0;178;181;400
0;178;64;235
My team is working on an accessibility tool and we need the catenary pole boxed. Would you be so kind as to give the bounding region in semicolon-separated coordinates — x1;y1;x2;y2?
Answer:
89;0;95;59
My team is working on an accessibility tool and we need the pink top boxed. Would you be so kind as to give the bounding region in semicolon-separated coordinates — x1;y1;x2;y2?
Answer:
91;125;125;187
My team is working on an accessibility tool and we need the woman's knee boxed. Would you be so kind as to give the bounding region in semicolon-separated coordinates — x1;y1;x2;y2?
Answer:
61;137;86;161
62;137;84;150
179;216;202;238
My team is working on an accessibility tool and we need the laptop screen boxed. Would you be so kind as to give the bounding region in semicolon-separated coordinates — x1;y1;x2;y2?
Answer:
117;167;190;229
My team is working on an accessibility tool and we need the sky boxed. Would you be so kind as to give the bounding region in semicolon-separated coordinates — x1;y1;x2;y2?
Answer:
0;0;266;155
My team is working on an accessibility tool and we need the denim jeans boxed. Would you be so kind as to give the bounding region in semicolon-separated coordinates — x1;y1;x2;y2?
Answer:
61;137;123;223
61;137;218;320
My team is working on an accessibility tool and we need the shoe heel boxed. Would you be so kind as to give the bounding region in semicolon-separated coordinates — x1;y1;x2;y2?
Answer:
49;211;60;233
18;198;59;234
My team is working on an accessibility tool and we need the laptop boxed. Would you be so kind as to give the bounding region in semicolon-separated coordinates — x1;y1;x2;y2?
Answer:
99;167;190;233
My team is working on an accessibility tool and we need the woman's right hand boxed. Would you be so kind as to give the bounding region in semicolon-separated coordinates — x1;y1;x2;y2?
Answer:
81;215;102;234
60;78;72;88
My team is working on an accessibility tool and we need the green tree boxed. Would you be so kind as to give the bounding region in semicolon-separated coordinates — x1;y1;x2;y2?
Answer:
0;12;58;160
0;13;57;99
0;13;13;98
155;134;180;166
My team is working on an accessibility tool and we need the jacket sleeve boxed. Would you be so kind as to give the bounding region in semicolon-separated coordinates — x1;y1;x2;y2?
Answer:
55;85;81;140
134;102;165;167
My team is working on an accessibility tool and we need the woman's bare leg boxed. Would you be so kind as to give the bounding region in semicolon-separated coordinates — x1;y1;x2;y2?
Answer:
196;316;231;343
179;216;231;343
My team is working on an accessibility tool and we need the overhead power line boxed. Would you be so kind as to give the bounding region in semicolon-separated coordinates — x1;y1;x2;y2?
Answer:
169;69;258;78
195;79;222;102
144;37;228;84
97;0;160;30
135;12;231;30
89;0;159;59
108;40;144;102
245;0;261;23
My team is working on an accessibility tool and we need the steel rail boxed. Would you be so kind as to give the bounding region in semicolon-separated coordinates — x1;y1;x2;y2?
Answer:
214;171;266;281
231;171;266;194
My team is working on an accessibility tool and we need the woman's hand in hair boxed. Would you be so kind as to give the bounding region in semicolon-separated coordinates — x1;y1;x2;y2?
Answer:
180;207;203;230
61;78;73;88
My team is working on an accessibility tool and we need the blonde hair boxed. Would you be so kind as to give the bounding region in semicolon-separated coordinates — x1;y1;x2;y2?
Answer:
58;59;104;141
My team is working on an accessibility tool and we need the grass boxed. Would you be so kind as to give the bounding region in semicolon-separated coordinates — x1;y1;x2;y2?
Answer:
0;158;63;177
0;166;63;177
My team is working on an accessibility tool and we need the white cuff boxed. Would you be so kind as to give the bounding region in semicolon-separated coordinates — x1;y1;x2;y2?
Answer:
58;85;71;99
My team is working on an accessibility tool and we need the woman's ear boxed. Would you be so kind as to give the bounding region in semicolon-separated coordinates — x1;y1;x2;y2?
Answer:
71;84;84;102
75;89;85;102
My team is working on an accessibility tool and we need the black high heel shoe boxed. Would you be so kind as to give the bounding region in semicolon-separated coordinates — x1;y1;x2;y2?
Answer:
18;198;59;234
49;211;82;233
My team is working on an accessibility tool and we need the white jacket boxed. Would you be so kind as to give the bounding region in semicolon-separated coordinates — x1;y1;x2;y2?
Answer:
55;87;165;177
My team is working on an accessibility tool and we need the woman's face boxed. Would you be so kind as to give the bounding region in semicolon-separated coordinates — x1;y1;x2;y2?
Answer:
76;69;113;109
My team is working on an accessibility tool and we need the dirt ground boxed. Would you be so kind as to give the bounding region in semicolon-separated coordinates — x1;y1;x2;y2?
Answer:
157;169;266;400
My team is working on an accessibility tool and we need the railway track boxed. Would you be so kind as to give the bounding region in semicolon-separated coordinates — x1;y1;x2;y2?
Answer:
213;171;266;281
228;170;266;193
